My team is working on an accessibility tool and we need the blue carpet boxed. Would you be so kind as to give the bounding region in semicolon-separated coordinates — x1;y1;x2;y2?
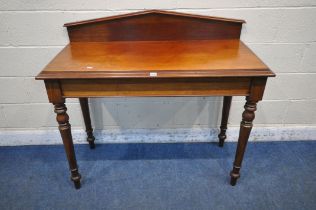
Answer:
0;141;315;210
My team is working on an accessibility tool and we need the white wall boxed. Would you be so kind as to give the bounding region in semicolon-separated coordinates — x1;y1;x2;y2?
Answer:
0;1;316;144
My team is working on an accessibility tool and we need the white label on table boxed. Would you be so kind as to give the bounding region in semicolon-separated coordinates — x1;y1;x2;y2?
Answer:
149;72;158;77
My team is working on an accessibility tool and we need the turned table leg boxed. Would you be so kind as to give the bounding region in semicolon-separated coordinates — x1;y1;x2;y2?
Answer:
230;97;257;186
54;102;81;189
79;98;96;149
218;96;232;147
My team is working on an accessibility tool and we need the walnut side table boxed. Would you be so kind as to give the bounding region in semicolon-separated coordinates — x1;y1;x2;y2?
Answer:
36;10;275;189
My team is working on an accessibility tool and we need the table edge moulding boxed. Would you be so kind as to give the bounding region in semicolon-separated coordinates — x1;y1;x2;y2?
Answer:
35;9;275;189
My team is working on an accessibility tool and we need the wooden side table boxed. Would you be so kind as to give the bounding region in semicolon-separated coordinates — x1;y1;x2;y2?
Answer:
36;10;275;189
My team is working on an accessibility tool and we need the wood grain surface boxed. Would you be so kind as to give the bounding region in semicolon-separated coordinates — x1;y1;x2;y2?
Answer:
36;40;274;79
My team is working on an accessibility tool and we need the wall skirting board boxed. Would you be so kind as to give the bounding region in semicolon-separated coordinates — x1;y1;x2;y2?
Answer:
0;126;315;146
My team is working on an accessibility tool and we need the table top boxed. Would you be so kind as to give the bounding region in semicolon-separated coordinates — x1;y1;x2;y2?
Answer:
36;39;274;80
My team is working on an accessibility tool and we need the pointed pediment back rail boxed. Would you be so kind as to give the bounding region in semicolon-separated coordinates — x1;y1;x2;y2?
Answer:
65;10;245;42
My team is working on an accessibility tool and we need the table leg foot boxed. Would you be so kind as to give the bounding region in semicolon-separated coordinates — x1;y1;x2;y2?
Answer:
70;169;81;189
230;177;237;186
218;134;225;147
88;136;96;149
230;167;241;186
73;180;81;189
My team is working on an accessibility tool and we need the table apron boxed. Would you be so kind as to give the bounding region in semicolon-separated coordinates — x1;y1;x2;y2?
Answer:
58;77;251;97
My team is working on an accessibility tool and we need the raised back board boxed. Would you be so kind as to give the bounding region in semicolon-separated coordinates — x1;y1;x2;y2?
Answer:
65;10;245;42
